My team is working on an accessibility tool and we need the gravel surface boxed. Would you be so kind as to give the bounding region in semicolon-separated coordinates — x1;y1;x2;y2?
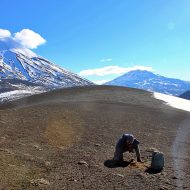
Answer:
0;85;189;190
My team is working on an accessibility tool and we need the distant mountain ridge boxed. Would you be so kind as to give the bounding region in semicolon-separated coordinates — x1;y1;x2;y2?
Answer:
179;90;190;100
105;70;190;96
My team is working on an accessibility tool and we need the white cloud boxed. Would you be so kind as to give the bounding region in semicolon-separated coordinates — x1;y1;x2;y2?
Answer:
100;58;112;62
79;65;153;77
0;28;46;49
0;29;11;38
13;29;46;49
92;79;110;85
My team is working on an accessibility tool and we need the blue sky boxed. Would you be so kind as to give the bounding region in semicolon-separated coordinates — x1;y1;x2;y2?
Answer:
0;0;190;83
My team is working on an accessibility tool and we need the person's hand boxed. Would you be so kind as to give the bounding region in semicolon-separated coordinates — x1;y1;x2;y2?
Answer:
137;158;144;163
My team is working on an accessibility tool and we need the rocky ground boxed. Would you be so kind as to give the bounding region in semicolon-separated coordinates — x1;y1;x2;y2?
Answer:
0;85;189;190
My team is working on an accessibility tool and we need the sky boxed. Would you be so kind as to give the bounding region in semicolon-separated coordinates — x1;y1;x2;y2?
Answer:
0;0;190;84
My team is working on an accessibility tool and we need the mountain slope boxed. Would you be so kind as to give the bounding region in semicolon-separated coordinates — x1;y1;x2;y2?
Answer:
0;78;48;102
105;70;190;96
0;41;93;88
179;90;190;100
0;78;48;93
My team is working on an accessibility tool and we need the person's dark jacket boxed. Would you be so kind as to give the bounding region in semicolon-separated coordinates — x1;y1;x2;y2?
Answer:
116;134;141;159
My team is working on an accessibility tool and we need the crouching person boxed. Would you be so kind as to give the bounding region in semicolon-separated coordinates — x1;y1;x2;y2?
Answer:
113;134;142;163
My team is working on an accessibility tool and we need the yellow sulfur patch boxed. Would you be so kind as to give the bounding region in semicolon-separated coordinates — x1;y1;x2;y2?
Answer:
129;161;150;170
44;111;84;148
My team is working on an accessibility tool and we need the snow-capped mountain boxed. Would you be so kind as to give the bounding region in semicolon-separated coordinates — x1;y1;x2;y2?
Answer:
0;41;93;89
0;40;93;102
179;90;190;100
105;70;190;96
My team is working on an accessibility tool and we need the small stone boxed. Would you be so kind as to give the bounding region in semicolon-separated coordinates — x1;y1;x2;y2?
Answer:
68;178;77;182
159;185;169;190
95;143;101;147
30;178;50;186
115;173;124;178
78;161;88;166
18;142;26;146
38;178;50;185
8;164;16;167
45;161;51;167
172;176;178;179
33;144;42;151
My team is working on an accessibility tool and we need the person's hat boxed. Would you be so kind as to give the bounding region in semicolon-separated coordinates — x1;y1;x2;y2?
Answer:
125;134;134;143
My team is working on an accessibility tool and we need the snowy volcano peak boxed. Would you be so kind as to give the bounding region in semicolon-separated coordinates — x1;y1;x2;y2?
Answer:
0;40;93;88
121;70;159;80
105;70;190;96
0;37;36;57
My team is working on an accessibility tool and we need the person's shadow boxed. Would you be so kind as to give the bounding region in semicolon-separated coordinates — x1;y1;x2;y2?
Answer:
145;167;163;174
104;159;133;168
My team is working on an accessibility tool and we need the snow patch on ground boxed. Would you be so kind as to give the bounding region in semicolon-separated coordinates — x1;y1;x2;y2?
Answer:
0;89;44;103
153;92;190;112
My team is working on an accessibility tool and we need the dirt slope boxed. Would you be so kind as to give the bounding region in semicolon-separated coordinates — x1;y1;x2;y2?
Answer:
0;85;189;190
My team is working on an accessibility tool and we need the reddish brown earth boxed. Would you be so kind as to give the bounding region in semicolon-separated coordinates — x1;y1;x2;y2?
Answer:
0;85;189;190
